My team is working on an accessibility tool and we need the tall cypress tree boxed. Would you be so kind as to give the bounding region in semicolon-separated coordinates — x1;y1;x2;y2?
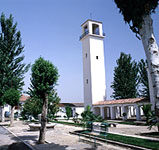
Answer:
111;52;139;99
0;13;30;122
138;59;149;98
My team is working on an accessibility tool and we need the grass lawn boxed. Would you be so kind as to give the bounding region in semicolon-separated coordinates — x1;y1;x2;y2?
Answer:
75;130;159;150
107;133;159;150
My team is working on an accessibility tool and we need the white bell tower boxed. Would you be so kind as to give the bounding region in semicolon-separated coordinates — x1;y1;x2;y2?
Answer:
80;19;106;108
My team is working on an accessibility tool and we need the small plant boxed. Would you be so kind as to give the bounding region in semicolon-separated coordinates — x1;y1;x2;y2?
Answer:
142;104;152;124
142;104;159;132
122;112;127;117
65;106;73;120
147;111;159;132
81;105;104;123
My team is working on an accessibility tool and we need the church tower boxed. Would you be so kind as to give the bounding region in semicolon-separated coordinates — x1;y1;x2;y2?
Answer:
80;19;106;108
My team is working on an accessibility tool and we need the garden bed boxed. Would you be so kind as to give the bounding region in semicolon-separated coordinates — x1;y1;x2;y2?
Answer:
71;130;159;150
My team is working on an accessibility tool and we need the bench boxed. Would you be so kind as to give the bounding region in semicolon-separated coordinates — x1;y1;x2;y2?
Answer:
79;122;109;145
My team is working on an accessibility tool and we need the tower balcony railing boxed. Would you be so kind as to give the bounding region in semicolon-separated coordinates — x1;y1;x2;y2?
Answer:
80;30;89;40
80;30;105;40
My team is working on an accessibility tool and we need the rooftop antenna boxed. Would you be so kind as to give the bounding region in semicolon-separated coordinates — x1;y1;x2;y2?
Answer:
90;13;92;19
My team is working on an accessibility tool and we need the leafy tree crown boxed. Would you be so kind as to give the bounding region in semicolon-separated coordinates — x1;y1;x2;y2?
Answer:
29;57;59;99
3;88;20;107
114;0;158;35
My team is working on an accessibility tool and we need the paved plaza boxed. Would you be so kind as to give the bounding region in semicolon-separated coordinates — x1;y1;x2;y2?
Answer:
0;126;19;150
0;120;158;150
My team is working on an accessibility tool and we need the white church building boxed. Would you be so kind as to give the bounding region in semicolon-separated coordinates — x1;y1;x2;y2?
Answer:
80;19;150;121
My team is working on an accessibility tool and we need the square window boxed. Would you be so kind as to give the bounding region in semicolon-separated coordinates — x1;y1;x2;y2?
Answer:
86;79;88;84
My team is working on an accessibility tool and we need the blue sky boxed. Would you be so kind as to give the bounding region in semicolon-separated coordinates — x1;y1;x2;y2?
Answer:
0;0;159;102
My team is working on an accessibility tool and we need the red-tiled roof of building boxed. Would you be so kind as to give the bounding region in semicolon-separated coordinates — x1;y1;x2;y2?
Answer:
93;97;149;106
20;95;30;102
59;103;84;107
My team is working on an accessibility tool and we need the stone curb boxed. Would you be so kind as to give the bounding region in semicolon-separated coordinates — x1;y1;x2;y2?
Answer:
2;126;35;150
69;131;152;150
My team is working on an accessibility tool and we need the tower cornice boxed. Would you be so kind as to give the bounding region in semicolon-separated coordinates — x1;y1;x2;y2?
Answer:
81;19;103;27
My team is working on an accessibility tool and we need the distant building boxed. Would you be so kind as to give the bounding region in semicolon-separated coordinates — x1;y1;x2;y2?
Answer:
57;103;84;118
2;95;29;117
1;95;84;119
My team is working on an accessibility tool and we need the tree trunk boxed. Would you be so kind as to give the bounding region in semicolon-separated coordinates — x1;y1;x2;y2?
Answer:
0;106;5;122
10;106;15;126
38;94;48;144
139;15;159;116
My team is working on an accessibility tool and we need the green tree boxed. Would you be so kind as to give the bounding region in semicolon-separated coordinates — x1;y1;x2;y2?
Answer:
29;57;59;144
3;88;20;126
21;97;42;119
0;13;30;122
65;106;73;120
111;52;139;99
113;0;159;113
22;90;60;120
138;59;149;98
47;90;60;120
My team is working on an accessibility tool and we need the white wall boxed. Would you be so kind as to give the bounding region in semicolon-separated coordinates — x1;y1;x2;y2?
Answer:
90;37;106;104
82;36;92;107
56;106;84;119
75;107;84;117
3;104;11;112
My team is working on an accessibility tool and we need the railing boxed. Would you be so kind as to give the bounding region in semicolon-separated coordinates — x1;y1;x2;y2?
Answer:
80;30;105;40
80;30;89;40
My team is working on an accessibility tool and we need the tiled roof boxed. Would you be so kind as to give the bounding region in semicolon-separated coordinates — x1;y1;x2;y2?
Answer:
93;98;149;106
59;103;84;107
20;95;30;102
